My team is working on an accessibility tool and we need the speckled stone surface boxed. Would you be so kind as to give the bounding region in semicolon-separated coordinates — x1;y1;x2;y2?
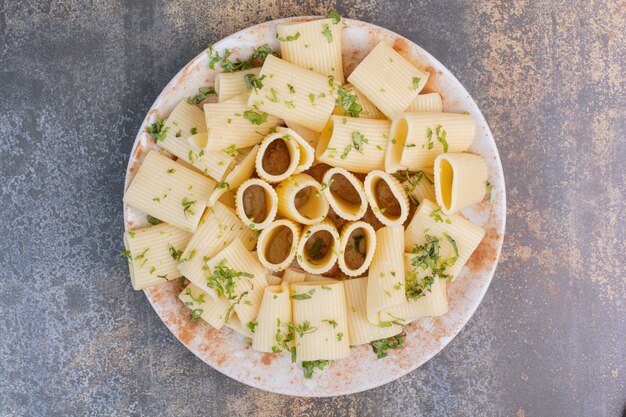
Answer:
0;1;624;416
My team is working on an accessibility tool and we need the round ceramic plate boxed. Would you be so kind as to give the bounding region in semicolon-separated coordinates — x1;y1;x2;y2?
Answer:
123;16;506;397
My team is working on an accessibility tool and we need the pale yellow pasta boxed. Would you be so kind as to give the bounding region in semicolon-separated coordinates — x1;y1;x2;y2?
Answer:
285;120;320;149
255;132;301;183
296;219;339;275
304;274;335;281
276;18;344;82
282;268;307;284
347;41;429;119
252;282;292;352
337;221;377;277
214;68;261;102
405;92;443;112
291;280;350;361
366;226;406;325
276;127;315;173
266;275;283;286
315;116;390;173
204;95;280;152
205;237;268;324
385;112;475;172
344;277;403;345
123;150;215;232
159;100;207;161
321;167;368;221
379;254;448;324
434;153;488;215
334;84;385;119
404;199;485;280
207;145;259;207
178;283;231;329
363;170;409;227
235;178;278;230
123;223;192;290
247;55;336;132
276;173;329;225
394;170;436;205
217;190;236;209
257;219;301;272
177;201;256;289
226;313;255;339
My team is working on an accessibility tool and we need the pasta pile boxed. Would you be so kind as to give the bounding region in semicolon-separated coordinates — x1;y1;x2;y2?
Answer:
122;11;492;378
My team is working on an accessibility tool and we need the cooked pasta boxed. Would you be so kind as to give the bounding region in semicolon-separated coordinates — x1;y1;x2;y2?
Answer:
256;219;301;272
347;41;429;119
123;223;192;290
123;150;215;232
159;100;207;162
321;167;368;221
366;226;406;325
344;277;403;345
282;268;307;284
405;92;443;113
393;169;436;205
207;145;259;207
285;120;320;149
247;55;336;132
296;219;339;275
363;170;410;227
276;18;344;82
235;178;279;230
434;153;488;215
266;274;283;286
276;173;329;225
404;199;485;281
276;127;315;173
215;68;262;102
252;282;292;352
337;221;377;277
291;280;350;361
334;84;385;120
255;131;302;183
385;112;475;172
179;283;232;329
315;116;390;173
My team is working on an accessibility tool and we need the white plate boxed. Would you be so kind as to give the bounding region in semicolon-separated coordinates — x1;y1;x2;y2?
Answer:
123;16;506;397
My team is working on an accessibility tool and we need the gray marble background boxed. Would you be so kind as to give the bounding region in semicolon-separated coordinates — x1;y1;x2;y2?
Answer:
1;1;624;416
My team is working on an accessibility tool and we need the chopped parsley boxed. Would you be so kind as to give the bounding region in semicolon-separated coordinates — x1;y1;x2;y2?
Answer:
181;197;197;217
321;285;332;291
244;73;266;92
485;180;493;202
166;168;176;174
186;86;215;105
370;332;406;359
435;124;448;152
406;233;459;300
177;248;196;264
146;116;168;142
190;309;203;320
189;127;197;135
321;24;333;43
425;127;435;150
223;144;239;157
206;258;254;300
412;77;421;90
430;207;445;223
340;144;352;160
336;332;343;341
277;32;301;42
322;319;338;328
217;181;229;189
327;9;341;24
351;131;368;153
242;110;269;125
302;360;329;378
287;84;296;94
336;85;362;117
247;321;258;332
147;215;161;225
207;43;275;73
291;289;316;300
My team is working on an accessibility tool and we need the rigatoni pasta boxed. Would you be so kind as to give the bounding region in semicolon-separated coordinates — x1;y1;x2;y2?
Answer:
321;167;368;221
255;131;301;183
276;173;329;225
363;170;409;227
276;127;315;173
252;282;292;352
434;153;488;215
337;221;376;277
215;68;261;102
256;219;301;272
405;93;443;113
296;219;339;274
235;178;278;230
179;283;232;329
207;145;259;207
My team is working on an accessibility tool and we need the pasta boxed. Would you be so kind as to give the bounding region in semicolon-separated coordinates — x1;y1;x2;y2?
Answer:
296;219;340;275
255;131;302;183
205;237;268;324
276;173;329;225
366;226;406;325
404;199;485;281
276;18;344;82
291;280;350;361
123;12;495;378
123;150;216;232
177;201;257;289
256;219;301;272
347;41;429;119
252;282;292;352
321;167;368;221
247;55;336;132
315;116;391;173
123;223;192;290
363;170;410;227
385;112;475;172
434;153;488;215
234;178;279;230
405;93;443;113
344;277;403;345
215;68;262;102
337;221;377;277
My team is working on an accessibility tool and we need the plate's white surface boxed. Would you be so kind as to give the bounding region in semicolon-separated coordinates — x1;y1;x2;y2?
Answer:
123;17;506;397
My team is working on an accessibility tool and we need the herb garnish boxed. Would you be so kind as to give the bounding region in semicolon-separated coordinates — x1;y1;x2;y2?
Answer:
217;181;229;189
186;86;215;105
181;197;197;217
190;309;203;320
277;32;301;42
287;84;296;94
322;319;338;328
146;116;168;142
223;144;239;157
485;180;493;202
291;289;316;300
336;85;362;117
242;110;269;125
406;233;459;300
435;124;448;152
302;360;329;378
207;43;275;73
327;9;341;24
425;127;435;150
247;321;258;332
206;259;254;300
147;214;161;225
412;77;421;90
370;332;406;359
321;24;333;43
244;73;266;92
351;131;368;153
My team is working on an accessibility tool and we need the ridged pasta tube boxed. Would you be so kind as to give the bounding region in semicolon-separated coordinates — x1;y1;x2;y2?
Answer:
363;170;410;227
337;221;377;277
276;173;329;225
434;153;488;215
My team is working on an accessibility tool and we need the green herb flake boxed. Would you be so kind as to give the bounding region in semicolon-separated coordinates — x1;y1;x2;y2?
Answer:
147;215;161;225
327;9;341;24
370;332;406;359
190;309;203;320
277;32;301;42
287;84;296;94
412;77;421;90
181;197;197;217
302;360;329;378
243;110;269;125
291;289;316;300
322;319;338;328
145;116;168;142
485;180;493;202
336;85;362;117
321;24;333;43
207;259;254;300
321;285;332;291
351;131;369;153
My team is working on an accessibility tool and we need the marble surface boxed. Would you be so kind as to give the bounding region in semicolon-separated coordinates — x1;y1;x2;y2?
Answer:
0;1;624;416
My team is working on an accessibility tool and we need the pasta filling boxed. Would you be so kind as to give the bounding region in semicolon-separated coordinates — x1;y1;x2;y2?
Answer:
243;184;268;223
344;228;367;270
304;230;333;264
374;179;401;217
262;138;291;176
388;117;408;166
264;225;294;265
330;173;361;208
294;186;325;220
439;159;453;211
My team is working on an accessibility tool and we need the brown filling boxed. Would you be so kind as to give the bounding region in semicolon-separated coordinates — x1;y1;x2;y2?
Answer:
264;226;293;264
375;180;401;216
294;186;312;209
262;139;291;176
344;228;367;270
242;185;267;223
329;173;361;205
304;230;333;263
